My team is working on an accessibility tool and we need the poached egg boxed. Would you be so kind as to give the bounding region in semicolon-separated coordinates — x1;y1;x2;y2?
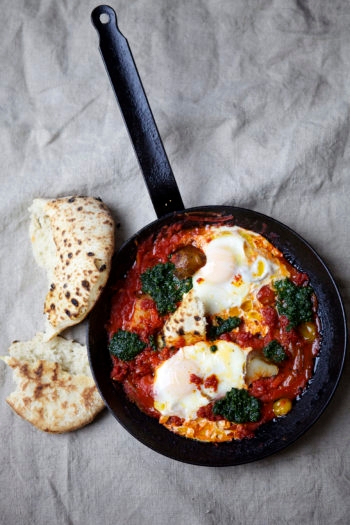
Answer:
192;226;287;315
154;340;249;420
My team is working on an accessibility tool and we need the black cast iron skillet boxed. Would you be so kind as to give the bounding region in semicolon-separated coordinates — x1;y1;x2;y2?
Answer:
89;5;347;466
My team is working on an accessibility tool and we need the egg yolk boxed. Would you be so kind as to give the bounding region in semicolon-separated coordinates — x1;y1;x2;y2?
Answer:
199;244;236;284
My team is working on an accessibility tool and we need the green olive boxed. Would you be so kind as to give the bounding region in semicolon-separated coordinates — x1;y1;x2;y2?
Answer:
273;398;292;417
298;321;317;341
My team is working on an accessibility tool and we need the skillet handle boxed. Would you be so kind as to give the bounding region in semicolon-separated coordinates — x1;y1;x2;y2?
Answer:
91;5;185;218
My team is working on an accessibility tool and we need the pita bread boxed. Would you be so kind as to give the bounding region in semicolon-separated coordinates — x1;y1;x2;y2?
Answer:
2;332;105;433
29;196;115;340
158;289;207;348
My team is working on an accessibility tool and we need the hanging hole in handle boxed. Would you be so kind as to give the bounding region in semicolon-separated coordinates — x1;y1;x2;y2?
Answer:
99;12;110;24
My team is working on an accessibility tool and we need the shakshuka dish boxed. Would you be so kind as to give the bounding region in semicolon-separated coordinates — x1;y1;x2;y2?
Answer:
107;216;321;442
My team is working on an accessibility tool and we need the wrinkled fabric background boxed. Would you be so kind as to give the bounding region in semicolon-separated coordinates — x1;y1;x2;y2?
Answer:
1;1;349;524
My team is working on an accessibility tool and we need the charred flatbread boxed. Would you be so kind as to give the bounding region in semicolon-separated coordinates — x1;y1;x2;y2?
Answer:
157;289;207;348
29;196;115;339
2;332;105;433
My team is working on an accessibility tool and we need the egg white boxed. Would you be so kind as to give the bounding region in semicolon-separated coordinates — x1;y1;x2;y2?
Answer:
153;340;249;420
192;226;284;315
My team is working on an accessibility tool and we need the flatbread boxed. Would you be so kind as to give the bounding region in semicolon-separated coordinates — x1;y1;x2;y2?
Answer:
157;289;207;348
6;332;93;375
29;196;115;339
2;333;105;433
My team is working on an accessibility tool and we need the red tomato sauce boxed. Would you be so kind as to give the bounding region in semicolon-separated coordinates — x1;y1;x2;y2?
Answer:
107;217;321;439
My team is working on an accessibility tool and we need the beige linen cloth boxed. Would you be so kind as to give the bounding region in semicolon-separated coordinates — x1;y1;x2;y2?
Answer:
0;1;349;524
